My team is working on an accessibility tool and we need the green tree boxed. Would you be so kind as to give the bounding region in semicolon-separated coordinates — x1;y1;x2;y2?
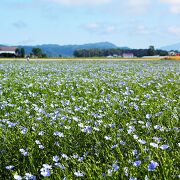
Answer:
42;53;48;58
15;48;25;57
20;48;25;58
15;48;20;57
32;48;43;58
147;46;155;56
73;47;169;58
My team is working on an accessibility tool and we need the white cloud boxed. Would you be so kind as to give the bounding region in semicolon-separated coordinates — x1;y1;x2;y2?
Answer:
127;0;150;8
160;0;180;4
105;25;116;33
45;0;151;15
124;0;151;14
136;25;150;35
160;0;180;14
170;6;180;14
85;23;100;30
84;23;116;34
168;26;180;36
47;0;111;5
18;38;35;45
45;0;149;11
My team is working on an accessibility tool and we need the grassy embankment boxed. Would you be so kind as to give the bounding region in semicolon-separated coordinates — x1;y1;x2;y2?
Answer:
164;56;180;60
0;57;163;61
1;56;180;61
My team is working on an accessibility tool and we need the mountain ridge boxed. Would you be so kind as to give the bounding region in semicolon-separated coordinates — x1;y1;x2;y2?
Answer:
161;42;180;51
1;42;130;57
20;42;125;57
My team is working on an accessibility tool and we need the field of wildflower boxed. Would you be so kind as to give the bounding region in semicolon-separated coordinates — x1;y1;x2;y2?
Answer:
0;60;180;180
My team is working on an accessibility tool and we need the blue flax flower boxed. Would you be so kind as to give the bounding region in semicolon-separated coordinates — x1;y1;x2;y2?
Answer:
148;160;159;171
74;171;84;177
14;175;22;180
133;160;141;167
159;144;169;150
6;165;15;170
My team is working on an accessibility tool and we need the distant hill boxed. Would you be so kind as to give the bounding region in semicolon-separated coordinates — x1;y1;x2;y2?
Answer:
18;42;129;57
1;42;129;57
161;43;180;51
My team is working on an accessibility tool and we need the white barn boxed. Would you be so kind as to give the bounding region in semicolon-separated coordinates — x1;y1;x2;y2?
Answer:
0;46;17;55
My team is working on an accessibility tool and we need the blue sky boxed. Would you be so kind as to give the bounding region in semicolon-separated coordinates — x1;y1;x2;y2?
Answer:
0;0;180;48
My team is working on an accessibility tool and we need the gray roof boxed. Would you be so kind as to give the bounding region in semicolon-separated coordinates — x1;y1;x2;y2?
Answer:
0;46;17;51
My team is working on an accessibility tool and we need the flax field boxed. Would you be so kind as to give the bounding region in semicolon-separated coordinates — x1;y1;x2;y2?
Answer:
0;60;180;180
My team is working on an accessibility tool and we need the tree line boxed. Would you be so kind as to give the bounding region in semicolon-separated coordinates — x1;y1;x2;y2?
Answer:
15;48;47;58
2;45;170;58
73;46;169;57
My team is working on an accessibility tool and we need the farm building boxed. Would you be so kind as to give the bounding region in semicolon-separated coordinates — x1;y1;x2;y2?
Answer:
168;51;178;56
122;53;134;58
0;46;17;57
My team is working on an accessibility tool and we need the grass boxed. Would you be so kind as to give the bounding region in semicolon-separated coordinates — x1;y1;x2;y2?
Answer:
0;60;180;180
0;57;162;61
164;56;180;60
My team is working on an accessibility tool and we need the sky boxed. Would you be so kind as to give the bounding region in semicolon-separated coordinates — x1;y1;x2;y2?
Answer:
0;0;180;48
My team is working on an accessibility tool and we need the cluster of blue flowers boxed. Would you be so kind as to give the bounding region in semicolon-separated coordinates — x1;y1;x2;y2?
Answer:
1;61;179;179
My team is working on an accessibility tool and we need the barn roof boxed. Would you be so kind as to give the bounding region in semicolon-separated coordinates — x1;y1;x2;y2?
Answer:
0;46;17;51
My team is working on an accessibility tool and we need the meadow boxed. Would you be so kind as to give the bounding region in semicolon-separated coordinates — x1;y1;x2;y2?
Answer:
0;60;180;180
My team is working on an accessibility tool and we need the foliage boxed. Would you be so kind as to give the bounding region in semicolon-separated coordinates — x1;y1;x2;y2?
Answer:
0;53;16;58
147;46;155;56
73;48;168;57
32;48;42;58
0;60;179;180
31;48;48;58
15;48;25;58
